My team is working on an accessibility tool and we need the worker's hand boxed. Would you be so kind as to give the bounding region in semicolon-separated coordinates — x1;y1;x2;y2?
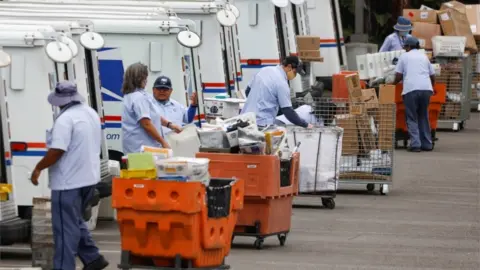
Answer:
162;141;171;149
30;168;41;186
170;124;183;133
190;92;198;107
307;124;314;129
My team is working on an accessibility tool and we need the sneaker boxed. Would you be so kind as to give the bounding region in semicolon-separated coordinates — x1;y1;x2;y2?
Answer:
407;147;421;152
83;255;109;270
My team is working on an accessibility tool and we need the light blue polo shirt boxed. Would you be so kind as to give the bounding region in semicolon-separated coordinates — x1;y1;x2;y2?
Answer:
240;65;292;126
395;49;435;95
156;98;188;135
122;89;163;154
47;104;101;190
380;32;410;52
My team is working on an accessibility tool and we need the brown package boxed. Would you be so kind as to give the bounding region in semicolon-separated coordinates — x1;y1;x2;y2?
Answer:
335;114;359;155
379;85;396;104
438;9;478;53
411;22;442;50
298;50;323;62
403;9;438;24
441;1;466;14
296;36;321;51
466;5;480;36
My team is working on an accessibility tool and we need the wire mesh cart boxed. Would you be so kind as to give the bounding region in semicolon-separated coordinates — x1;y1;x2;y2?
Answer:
471;38;480;112
435;55;473;131
296;98;395;195
287;126;343;209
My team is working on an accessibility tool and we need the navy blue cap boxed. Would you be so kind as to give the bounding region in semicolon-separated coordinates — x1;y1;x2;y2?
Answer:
153;76;172;89
404;36;419;47
394;16;412;32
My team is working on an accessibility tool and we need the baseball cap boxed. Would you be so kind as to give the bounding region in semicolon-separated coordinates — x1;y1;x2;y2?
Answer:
404;36;419;47
153;76;172;89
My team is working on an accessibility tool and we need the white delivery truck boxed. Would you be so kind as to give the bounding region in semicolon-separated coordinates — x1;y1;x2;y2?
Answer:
0;9;203;161
0;29;101;243
1;0;242;98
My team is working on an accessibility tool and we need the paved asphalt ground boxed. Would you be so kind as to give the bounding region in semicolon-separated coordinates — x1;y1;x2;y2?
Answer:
1;113;479;270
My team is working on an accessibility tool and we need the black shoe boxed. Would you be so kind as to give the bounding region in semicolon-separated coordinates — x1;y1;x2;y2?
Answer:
421;147;433;152
407;147;421;152
83;255;109;270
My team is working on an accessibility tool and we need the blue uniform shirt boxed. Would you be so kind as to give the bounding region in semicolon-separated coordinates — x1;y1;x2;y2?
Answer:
122;89;163;154
47;104;101;190
156;98;190;135
380;32;410;52
395;49;435;95
240;65;292;126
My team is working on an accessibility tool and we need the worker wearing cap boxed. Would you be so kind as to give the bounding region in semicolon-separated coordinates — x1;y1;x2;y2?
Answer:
241;56;313;128
152;75;198;135
394;36;435;152
30;81;109;270
379;16;412;52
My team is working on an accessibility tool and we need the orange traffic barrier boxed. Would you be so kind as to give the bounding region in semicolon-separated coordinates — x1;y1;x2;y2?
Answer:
332;71;367;99
195;152;299;249
394;83;446;147
112;177;244;269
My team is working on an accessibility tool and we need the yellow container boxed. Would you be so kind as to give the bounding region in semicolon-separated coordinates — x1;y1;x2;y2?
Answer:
0;184;12;201
120;168;157;180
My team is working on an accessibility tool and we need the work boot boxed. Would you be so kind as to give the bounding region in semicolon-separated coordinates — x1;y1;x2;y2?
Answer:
83;255;109;270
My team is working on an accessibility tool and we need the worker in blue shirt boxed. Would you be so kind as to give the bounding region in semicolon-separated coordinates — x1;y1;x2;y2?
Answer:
152;75;197;135
394;36;435;152
30;81;109;270
241;56;313;128
379;16;412;52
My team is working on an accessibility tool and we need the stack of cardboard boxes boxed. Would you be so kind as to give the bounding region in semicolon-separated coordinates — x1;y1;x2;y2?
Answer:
465;4;480;103
295;36;323;62
335;74;396;160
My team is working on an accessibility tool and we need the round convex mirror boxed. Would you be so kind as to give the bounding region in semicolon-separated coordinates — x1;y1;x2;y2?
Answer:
45;41;73;63
290;0;305;4
80;32;105;50
271;0;289;8
177;30;201;48
225;3;240;18
60;35;79;58
216;9;237;27
0;50;11;67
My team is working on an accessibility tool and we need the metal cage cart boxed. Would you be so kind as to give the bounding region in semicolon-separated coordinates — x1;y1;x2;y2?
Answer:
472;37;480;112
296;98;395;195
287;126;343;209
435;55;473;131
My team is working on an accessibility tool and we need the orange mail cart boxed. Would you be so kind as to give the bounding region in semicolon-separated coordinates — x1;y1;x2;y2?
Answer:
394;83;447;149
112;176;244;270
196;152;299;250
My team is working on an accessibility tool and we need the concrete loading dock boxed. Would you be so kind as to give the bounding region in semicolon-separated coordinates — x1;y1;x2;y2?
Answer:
1;113;478;270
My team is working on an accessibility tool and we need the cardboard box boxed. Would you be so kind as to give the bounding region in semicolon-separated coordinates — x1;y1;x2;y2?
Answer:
345;73;361;91
438;9;478;53
412;22;442;50
441;1;466;14
335;114;359;155
379;84;396;104
377;110;395;151
466;5;480;36
298;50;323;62
356;115;376;153
403;9;438;24
296;36;320;51
360;88;379;109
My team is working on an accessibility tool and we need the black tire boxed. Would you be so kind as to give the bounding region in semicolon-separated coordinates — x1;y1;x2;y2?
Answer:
366;183;375;192
254;238;264;250
322;198;335;209
277;234;287;246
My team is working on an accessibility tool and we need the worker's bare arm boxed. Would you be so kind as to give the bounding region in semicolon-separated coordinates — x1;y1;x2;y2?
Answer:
393;73;403;85
430;75;435;87
139;118;170;148
31;149;65;185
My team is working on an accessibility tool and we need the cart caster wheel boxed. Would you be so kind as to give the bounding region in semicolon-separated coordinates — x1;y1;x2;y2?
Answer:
460;121;465;130
277;234;287;246
254;238;264;250
403;139;408;148
366;183;375;192
380;184;389;195
322;198;335;209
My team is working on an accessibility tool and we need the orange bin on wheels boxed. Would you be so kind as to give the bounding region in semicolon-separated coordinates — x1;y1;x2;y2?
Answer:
112;177;244;270
394;83;446;149
196;152;299;250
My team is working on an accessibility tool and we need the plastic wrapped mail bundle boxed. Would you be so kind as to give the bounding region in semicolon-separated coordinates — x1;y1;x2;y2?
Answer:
287;126;343;193
156;157;210;186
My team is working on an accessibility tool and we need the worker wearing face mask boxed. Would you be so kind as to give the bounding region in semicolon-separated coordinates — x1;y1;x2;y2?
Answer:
379;16;412;52
241;56;313;128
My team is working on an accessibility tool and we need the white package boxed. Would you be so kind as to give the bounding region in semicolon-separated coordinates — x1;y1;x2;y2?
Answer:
166;124;200;158
156;157;210;185
140;145;174;160
287;127;343;193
